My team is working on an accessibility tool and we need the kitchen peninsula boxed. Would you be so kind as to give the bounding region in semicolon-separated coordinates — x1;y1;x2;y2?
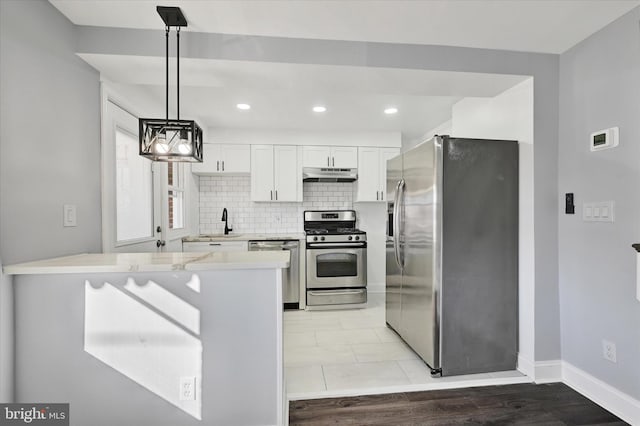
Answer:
3;251;289;426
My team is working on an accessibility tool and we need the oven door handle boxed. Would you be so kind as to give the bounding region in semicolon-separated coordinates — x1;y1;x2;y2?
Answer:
308;290;365;296
307;242;367;248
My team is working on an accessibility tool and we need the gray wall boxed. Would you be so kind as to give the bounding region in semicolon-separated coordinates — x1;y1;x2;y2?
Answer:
0;0;102;265
559;7;640;400
0;0;102;403
74;23;562;361
0;264;13;403
2;1;637;411
14;270;282;426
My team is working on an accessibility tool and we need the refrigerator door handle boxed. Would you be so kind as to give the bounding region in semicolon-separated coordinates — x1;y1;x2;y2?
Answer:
398;179;406;268
393;179;404;270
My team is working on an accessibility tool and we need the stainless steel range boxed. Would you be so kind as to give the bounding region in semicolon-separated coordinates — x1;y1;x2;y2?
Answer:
304;210;367;309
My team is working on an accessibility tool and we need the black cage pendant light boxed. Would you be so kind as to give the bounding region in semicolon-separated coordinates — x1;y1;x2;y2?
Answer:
139;6;203;162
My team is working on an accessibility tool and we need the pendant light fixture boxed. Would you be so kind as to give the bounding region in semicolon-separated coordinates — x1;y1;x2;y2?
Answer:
139;6;203;162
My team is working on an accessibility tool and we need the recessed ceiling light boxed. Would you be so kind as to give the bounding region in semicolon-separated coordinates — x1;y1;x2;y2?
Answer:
313;106;327;113
384;107;398;115
236;103;251;110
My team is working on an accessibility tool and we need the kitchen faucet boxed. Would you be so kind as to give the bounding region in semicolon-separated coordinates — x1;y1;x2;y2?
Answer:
221;208;232;235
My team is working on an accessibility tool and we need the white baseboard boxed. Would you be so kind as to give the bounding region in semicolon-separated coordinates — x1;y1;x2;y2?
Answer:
517;355;562;383
534;359;563;384
562;361;640;425
517;354;535;378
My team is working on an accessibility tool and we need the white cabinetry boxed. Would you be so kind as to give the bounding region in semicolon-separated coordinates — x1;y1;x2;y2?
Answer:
251;145;302;202
182;240;248;252
355;147;400;202
301;146;330;168
302;146;357;168
191;144;250;175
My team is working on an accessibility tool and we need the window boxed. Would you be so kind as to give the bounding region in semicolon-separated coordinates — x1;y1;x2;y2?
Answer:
115;127;153;242
168;162;185;230
103;95;192;252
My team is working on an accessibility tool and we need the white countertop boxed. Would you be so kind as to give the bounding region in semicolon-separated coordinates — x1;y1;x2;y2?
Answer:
3;251;290;275
183;233;305;242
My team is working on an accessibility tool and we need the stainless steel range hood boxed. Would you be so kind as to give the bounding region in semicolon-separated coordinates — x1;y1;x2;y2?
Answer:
303;167;358;182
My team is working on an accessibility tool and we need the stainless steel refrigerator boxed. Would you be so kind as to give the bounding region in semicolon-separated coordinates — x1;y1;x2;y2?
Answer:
386;135;518;376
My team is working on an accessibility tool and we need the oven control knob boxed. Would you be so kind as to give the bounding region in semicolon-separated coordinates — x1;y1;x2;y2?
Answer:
348;236;353;241
355;236;360;241
320;236;325;241
313;236;318;241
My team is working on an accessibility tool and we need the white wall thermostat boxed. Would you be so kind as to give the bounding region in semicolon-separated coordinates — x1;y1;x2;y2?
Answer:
590;127;619;151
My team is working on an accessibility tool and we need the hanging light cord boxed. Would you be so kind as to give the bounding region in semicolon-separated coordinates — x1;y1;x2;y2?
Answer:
177;27;181;121
165;25;169;126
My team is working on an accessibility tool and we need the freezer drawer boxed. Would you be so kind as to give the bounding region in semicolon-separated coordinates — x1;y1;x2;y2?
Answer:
306;288;366;306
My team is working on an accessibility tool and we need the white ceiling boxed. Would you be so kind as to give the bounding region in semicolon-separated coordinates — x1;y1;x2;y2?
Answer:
51;0;639;54
49;0;638;139
80;54;529;138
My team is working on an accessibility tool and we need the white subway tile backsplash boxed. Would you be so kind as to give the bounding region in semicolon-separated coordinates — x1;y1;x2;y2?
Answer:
198;176;353;234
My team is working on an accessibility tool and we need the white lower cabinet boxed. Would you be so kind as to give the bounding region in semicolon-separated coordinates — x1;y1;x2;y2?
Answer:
355;147;400;202
251;145;301;202
182;241;248;252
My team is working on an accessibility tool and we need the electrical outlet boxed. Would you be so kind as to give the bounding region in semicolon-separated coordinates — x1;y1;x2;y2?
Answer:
602;340;617;363
179;376;196;401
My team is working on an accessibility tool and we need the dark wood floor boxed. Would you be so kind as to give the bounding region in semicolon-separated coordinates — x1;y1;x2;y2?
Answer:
289;383;627;425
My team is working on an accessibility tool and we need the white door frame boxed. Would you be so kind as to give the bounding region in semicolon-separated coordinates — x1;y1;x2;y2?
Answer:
100;84;165;253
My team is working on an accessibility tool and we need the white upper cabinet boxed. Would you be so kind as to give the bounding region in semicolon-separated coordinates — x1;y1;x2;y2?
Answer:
355;147;400;202
191;144;250;175
273;146;300;202
331;146;358;168
251;145;302;202
250;145;275;202
356;147;380;202
220;145;251;173
302;146;357;168
302;146;331;168
378;147;401;200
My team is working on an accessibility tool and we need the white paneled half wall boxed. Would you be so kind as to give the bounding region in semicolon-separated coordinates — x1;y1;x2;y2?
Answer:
199;176;353;234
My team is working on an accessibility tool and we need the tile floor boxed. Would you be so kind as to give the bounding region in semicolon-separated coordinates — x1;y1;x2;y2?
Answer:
284;293;526;397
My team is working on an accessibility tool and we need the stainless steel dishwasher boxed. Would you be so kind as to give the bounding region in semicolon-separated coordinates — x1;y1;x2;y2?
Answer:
248;240;300;309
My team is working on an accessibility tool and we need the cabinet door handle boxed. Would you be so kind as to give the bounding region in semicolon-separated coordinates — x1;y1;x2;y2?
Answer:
222;160;225;171
275;190;278;200
270;190;273;200
381;190;384;201
332;157;335;167
376;191;379;200
217;161;220;171
327;156;330;167
209;243;222;246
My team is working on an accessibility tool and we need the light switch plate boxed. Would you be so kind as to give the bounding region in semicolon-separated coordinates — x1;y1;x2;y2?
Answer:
636;254;640;303
583;201;614;222
63;204;77;227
